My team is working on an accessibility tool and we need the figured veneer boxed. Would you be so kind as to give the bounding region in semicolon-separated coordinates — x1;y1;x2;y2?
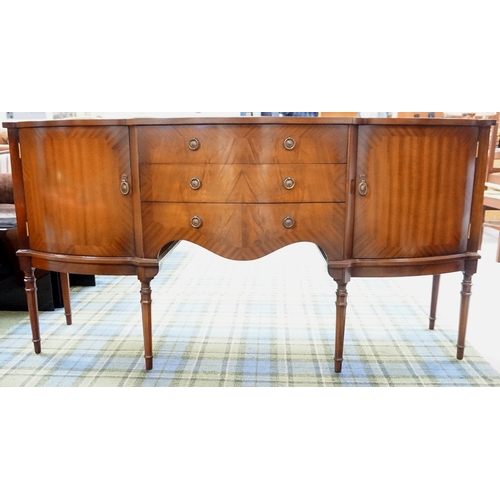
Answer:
352;126;478;259
140;163;346;203
141;202;346;261
19;126;135;257
137;125;348;164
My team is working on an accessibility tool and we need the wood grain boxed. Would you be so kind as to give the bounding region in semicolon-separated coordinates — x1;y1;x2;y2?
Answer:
140;163;346;203
352;125;478;259
141;202;345;261
19;126;136;257
137;125;348;164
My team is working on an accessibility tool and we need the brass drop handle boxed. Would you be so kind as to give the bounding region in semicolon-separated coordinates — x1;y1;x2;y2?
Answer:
283;177;296;190
358;174;368;196
283;137;296;150
188;138;200;151
190;215;203;228
120;174;130;196
283;216;295;229
190;177;202;190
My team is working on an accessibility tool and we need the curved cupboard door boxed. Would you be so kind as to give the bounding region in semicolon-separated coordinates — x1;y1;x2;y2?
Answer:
352;125;478;259
20;126;135;257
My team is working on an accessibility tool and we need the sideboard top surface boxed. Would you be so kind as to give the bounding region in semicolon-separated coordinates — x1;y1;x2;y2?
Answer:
2;117;496;128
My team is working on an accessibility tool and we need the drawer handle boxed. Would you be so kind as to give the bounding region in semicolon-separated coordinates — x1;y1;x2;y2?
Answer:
190;216;203;229
189;177;202;190
283;177;296;190
188;138;200;151
358;174;368;196
120;174;130;196
283;216;295;229
283;137;296;150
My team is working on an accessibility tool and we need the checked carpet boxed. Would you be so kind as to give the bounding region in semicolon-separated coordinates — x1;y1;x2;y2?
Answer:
1;241;499;387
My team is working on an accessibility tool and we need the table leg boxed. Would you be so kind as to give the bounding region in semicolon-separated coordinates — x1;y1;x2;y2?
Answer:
59;272;72;325
333;276;350;373
457;270;474;360
429;274;440;330
139;274;154;370
20;257;41;354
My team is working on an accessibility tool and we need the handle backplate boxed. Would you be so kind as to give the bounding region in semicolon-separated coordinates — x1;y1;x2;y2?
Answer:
190;216;203;228
283;137;296;150
283;216;295;229
120;174;130;196
188;138;200;151
358;174;368;196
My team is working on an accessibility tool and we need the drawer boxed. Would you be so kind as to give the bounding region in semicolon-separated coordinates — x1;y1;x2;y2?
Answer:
137;125;348;164
140;163;346;203
142;202;345;261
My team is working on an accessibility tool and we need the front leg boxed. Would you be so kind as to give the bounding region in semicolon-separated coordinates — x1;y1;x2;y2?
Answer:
19;256;41;354
331;270;351;373
140;277;153;370
456;260;479;360
457;270;473;360
138;268;158;370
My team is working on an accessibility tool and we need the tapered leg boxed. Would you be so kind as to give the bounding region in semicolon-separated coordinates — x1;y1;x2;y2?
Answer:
333;277;350;373
429;274;440;330
457;270;474;360
23;266;41;354
139;276;154;370
59;272;72;325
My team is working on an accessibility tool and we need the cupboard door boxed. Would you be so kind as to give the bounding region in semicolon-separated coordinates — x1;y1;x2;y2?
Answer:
352;126;478;259
20;126;135;257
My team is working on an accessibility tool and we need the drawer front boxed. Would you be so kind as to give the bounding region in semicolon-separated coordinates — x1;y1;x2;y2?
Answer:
137;125;348;164
141;163;346;203
142;202;345;261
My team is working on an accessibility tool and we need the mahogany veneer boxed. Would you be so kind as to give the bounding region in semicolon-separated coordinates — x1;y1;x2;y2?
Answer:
3;117;494;373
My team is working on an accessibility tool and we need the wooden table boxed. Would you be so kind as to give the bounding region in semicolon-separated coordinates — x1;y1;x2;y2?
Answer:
3;117;494;372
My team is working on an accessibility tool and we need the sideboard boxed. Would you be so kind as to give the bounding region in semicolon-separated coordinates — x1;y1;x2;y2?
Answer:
3;117;494;372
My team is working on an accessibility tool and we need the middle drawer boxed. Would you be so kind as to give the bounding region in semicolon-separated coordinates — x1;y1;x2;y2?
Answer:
140;163;346;203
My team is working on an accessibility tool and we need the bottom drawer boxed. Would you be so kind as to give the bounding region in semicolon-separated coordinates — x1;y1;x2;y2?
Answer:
142;203;345;261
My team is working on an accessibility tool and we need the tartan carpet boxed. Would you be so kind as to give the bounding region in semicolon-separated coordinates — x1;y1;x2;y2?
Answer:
1;241;499;387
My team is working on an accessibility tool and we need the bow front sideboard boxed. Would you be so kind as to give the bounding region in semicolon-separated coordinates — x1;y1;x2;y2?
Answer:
3;117;494;372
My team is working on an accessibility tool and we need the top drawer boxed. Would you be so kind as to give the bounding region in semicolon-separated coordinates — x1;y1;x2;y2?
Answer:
137;124;348;164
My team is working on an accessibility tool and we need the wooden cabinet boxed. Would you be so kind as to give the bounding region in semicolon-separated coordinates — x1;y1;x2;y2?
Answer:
3;117;494;373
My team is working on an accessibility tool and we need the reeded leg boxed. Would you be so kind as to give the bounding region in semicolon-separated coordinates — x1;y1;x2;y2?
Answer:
429;274;440;330
139;276;154;370
457;270;474;360
23;266;41;354
333;277;350;373
59;272;72;325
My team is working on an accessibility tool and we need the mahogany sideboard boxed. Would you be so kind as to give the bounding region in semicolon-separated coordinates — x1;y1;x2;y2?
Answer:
3;117;495;372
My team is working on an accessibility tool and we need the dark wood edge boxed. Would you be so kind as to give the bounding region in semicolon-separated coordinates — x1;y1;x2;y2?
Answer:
3;117;497;128
17;243;181;274
327;253;481;277
469;127;492;252
18;249;160;269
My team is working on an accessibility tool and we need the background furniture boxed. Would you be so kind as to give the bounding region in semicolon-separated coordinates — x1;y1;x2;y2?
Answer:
3;116;493;373
0;172;57;310
481;112;500;261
